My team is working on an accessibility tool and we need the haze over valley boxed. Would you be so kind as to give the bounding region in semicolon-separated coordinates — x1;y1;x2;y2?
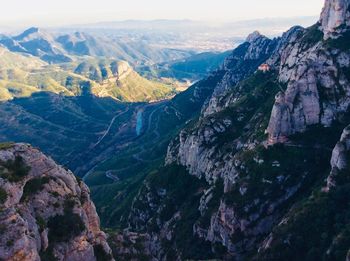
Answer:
2;0;350;260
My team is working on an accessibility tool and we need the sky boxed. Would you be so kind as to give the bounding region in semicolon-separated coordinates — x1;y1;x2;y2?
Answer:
0;0;325;27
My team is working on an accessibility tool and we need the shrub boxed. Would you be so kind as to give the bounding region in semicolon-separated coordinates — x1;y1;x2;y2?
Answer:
21;177;50;201
93;244;113;261
0;156;31;182
0;142;15;150
0;224;6;234
47;212;85;243
36;216;47;233
0;187;7;204
40;246;58;261
325;30;350;51
302;24;324;46
63;197;76;212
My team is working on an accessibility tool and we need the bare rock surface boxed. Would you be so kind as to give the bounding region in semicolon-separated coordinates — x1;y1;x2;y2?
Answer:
320;0;350;38
0;143;114;261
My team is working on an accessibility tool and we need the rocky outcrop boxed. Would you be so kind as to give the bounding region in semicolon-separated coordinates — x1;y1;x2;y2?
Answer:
326;125;350;190
0;143;114;261
166;117;238;186
267;27;350;144
202;31;278;117
119;0;350;259
320;0;350;39
264;0;350;144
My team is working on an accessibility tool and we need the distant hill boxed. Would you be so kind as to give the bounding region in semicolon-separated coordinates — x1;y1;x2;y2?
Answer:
0;27;193;66
0;27;72;63
139;51;231;82
0;45;178;102
72;59;178;102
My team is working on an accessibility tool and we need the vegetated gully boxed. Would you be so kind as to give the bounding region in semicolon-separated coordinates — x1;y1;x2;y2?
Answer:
82;99;168;181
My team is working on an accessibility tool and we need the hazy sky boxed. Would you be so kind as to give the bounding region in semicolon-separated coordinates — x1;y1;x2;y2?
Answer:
0;0;324;27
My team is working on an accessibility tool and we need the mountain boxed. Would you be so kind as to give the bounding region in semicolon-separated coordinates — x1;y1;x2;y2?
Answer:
0;27;72;63
0;28;193;66
2;0;350;260
72;59;177;102
0;46;177;102
98;0;350;260
0;143;114;261
139;50;231;82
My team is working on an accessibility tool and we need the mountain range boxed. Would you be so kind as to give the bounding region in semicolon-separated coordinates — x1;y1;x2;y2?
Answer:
0;27;193;65
1;0;350;260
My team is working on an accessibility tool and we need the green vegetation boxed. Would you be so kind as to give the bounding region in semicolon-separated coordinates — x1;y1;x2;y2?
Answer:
0;50;179;103
225;142;331;218
0;142;15;150
0;187;7;204
302;23;324;47
0;156;31;182
46;196;85;245
21;176;50;201
36;215;47;233
325;30;350;51
40;247;58;261
198;179;224;227
0;224;6;234
47;211;85;243
258;185;350;260
93;244;113;261
136;164;216;260
140;51;230;82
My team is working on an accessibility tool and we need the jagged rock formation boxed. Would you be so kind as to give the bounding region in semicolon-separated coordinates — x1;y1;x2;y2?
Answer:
326;125;350;189
202;31;278;116
320;0;350;38
0;143;114;261
122;0;350;260
267;0;350;144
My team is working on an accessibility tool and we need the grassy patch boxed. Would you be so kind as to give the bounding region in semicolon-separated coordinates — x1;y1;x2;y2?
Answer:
0;142;15;150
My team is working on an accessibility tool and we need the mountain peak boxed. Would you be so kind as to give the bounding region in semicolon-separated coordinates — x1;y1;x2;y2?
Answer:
246;31;263;43
320;0;350;38
15;27;41;39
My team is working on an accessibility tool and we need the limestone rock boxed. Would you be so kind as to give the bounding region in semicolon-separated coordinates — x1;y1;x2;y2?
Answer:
320;0;350;38
202;31;278;117
0;143;114;261
326;125;350;190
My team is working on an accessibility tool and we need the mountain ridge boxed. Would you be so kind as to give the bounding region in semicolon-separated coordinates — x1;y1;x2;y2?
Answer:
109;0;350;259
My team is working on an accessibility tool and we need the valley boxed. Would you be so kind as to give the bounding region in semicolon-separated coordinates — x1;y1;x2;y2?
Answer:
1;1;350;260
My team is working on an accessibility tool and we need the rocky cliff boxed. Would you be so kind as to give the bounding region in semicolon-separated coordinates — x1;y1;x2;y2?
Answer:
0;143;114;261
326;124;350;190
267;0;350;144
202;31;278;117
320;0;350;39
121;0;350;260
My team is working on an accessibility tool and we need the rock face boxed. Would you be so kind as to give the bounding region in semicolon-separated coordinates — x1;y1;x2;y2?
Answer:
123;0;350;260
0;143;114;261
326;125;350;189
202;31;278;117
320;0;350;38
267;28;350;144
